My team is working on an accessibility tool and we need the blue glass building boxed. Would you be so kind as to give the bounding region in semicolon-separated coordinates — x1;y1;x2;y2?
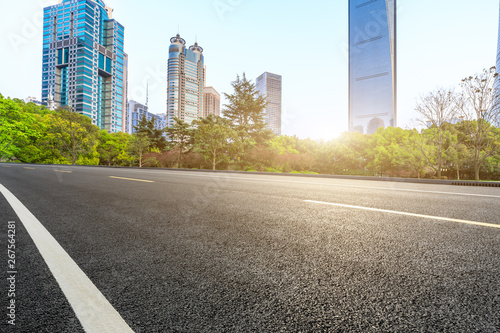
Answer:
349;0;397;134
41;0;127;133
167;34;205;127
256;72;282;136
496;1;500;98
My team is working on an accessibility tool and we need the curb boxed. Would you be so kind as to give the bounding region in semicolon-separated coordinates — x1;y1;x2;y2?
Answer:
451;181;500;187
3;162;500;187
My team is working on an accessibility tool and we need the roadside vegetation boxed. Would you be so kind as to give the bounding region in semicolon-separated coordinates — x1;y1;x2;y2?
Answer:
1;70;500;181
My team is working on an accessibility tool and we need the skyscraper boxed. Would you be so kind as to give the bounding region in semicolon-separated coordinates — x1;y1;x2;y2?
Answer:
495;1;500;97
349;0;397;134
256;72;282;136
41;0;127;133
167;34;205;127
203;87;221;117
126;100;167;134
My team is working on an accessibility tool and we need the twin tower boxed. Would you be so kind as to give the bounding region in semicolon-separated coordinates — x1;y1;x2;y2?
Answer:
167;34;205;128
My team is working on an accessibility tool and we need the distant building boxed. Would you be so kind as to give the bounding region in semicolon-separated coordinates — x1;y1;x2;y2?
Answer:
256;72;282;136
495;2;500;107
41;0;127;133
167;34;205;127
203;87;221;117
24;97;43;106
349;0;397;134
122;53;129;133
127;100;167;134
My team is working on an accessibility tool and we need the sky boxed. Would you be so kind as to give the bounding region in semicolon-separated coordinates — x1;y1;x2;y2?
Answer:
0;0;498;140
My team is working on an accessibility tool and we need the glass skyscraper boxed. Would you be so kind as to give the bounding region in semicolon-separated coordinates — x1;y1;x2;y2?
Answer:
496;1;500;97
167;34;205;127
256;72;282;136
41;0;127;133
349;0;397;134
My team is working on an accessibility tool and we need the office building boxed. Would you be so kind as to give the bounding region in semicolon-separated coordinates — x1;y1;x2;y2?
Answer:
126;100;167;134
167;34;205;127
349;0;397;134
495;1;500;107
41;0;127;133
256;72;282;136
203;87;221;117
24;97;43;106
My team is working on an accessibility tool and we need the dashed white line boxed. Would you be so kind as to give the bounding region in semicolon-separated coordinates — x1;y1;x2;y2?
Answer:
110;176;154;183
305;200;500;229
0;183;134;333
151;171;500;199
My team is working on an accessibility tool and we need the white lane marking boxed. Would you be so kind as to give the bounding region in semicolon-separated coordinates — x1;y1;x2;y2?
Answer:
0;184;134;333
24;166;500;199
305;200;500;229
23;167;36;170
152;171;500;199
109;176;154;183
54;170;72;173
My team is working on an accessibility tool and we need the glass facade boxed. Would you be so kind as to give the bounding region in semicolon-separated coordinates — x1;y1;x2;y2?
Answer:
41;0;127;133
166;34;205;127
349;0;397;134
126;100;167;134
495;2;500;102
256;72;282;136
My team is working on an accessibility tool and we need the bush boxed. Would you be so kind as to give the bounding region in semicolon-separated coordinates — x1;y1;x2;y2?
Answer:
265;167;282;173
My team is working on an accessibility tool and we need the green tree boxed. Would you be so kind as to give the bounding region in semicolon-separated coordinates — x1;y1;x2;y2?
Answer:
165;117;194;168
400;129;428;179
48;108;99;165
0;95;47;162
129;134;150;168
367;127;409;177
134;115;167;151
269;136;299;155
457;67;500;181
97;131;132;166
415;88;458;179
445;141;471;180
222;73;272;158
193;115;239;170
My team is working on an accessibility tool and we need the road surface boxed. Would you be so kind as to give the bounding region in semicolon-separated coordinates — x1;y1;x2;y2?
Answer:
1;164;499;332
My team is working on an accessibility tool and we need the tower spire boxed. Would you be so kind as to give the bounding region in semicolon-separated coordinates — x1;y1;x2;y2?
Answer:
146;79;149;107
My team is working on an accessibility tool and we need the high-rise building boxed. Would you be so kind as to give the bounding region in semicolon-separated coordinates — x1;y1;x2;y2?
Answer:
167;34;205;127
24;97;43;106
126;100;167;134
256;72;282;136
495;1;500;100
122;53;129;133
349;0;397;134
203;87;221;117
41;0;127;133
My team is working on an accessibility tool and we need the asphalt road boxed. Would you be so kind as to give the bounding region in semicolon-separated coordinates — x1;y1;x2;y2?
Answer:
1;163;499;332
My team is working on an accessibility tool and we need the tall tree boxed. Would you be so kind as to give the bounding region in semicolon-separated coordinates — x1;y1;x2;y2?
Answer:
134;115;167;151
0;95;45;162
415;88;458;178
367;127;407;177
193;115;239;170
129;134;150;168
222;73;271;157
97;131;131;166
48;108;99;165
165;117;194;167
457;67;500;181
